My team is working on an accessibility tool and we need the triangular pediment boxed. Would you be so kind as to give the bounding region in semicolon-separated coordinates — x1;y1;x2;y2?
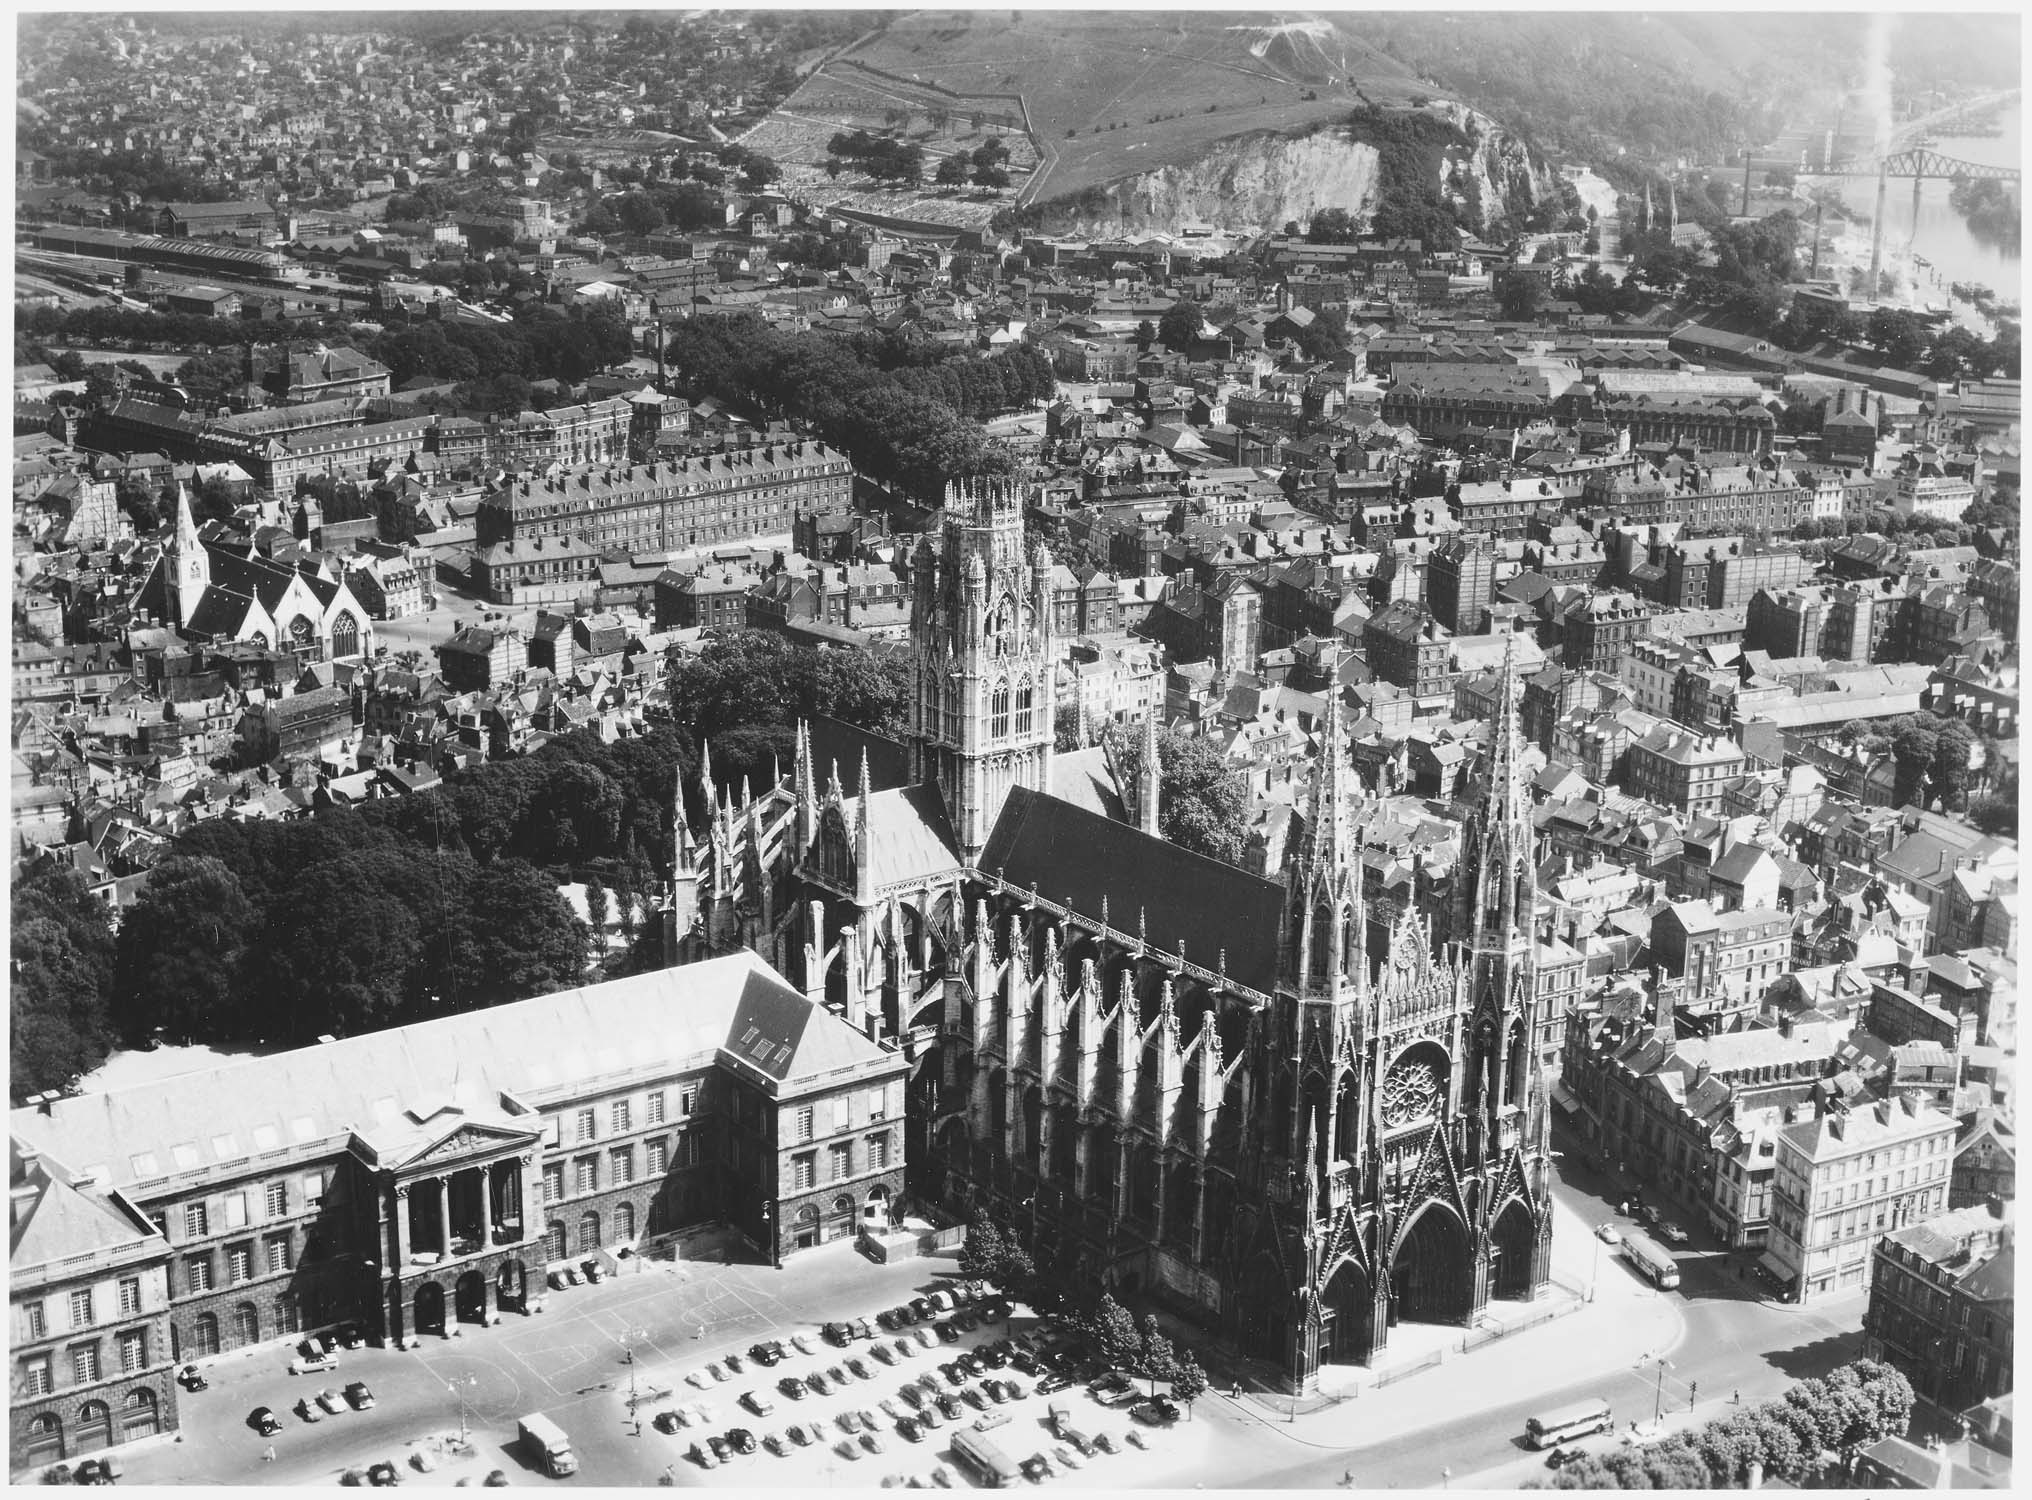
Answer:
361;1115;540;1173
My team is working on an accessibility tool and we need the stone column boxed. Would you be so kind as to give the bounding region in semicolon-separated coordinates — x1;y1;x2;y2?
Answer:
438;1176;453;1259
393;1183;413;1269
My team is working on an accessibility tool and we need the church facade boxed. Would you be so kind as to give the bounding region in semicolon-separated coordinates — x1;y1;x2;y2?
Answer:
668;478;1556;1391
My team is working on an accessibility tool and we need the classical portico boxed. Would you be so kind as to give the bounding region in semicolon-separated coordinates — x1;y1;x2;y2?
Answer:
348;1099;544;1341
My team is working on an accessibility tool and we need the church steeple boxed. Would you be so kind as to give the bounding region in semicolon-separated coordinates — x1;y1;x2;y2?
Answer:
166;482;209;629
1466;638;1536;1011
1284;675;1363;998
1138;706;1161;837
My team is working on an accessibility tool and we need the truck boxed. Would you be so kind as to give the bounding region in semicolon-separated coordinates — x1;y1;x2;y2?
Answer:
518;1413;578;1478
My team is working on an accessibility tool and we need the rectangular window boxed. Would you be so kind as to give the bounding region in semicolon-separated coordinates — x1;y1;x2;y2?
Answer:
869;1133;891;1170
646;1138;668;1175
830;1142;852;1181
796;1105;815;1142
24;1357;51;1397
646;1091;666;1126
73;1343;100;1384
184;1203;209;1238
265;1182;287;1218
224;1193;248;1230
576;1108;596;1143
267;1235;291;1274
543;1163;565;1203
228;1244;253;1284
69;1289;93;1328
610;1147;635;1186
25;1301;47;1340
612;1100;631;1134
185;1256;213;1293
576;1157;598;1195
793;1153;816;1191
303;1172;325;1208
119;1330;146;1374
117;1278;141;1317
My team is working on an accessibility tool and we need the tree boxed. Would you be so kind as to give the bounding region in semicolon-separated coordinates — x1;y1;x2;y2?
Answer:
1170;1350;1208;1419
1134;318;1157;351
958;1217;1008;1283
1157;298;1204;352
459;860;591;1009
1306;206;1359;244
1146;729;1250;866
1498;273;1544;321
1866;307;1929;371
11;868;118;1102
1892;721;1940;808
1137;1312;1178;1385
615;190;666;236
111;855;255;1046
1968;792;2016;837
934;151;972;187
519;761;625;862
1929;718;1975;809
1091;1293;1140;1371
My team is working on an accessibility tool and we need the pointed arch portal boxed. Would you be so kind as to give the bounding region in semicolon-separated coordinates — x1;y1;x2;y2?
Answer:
1389;1204;1474;1326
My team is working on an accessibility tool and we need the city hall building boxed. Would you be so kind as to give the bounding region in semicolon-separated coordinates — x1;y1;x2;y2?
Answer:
9;954;905;1467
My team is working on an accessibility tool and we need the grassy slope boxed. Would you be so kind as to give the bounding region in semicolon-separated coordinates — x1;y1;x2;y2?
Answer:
830;10;1424;204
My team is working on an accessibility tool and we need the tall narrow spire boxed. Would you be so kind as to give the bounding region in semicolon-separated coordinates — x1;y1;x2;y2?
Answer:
697;737;715;810
1302;677;1349;876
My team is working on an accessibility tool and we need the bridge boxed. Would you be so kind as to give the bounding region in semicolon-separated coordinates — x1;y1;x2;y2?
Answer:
1735;147;2020;289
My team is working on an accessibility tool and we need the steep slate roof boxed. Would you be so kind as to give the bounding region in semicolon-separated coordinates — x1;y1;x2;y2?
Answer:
9;1143;159;1267
979;786;1285;993
9;953;892;1198
861;785;965;890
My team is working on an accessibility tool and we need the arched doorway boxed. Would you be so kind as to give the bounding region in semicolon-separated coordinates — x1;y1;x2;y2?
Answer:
615;1202;637;1244
793;1205;820;1251
234;1302;259;1347
76;1400;111;1453
1389;1206;1474;1326
25;1413;63;1465
455;1270;487;1324
864;1184;891;1228
544;1221;567;1262
497;1260;527;1313
413;1280;446;1337
1320;1258;1374;1365
191;1313;220;1357
829;1194;857;1241
1490;1198;1538;1301
578;1209;601;1252
120;1389;159;1441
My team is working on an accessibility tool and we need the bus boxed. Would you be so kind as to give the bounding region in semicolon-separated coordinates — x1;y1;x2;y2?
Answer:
949;1426;1022;1488
1525;1397;1614;1449
1620;1230;1681;1290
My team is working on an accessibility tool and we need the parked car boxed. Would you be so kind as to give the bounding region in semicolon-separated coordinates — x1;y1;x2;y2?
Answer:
728;1429;758;1456
898;1385;926;1410
850;1318;877;1342
1011;1352;1041;1377
934;1394;963;1421
847;1357;874;1381
288;1342;338;1376
1546;1446;1583;1470
807;1371;833;1397
897;1415;923;1443
912;1327;940;1349
366;1460;401;1486
871;1342;898;1366
786;1425;814;1448
778;1375;807;1402
837;1410;863;1435
917;1403;945;1431
1037;1372;1074;1396
954;1310;980;1333
909;1297;937;1322
741;1391;775;1418
984;1380;1012;1405
73;1458;121;1485
249;1407;283;1436
317;1388;346;1415
1089;1372;1138;1407
1053;1443;1085;1471
1659;1222;1691;1246
653;1410;684;1435
1131;1397;1181;1428
833;1439;862;1463
763;1433;789;1458
958;1386;987;1411
176;1365;208;1393
879;1398;907;1421
860;1432;886;1455
294;1397;322;1424
957;1351;985;1376
823;1321;853;1346
344;1382;375;1411
581;1260;604;1284
928;1464;955;1488
689;1443;717;1471
1092;1431;1120;1455
705;1435;731;1462
1595;1223;1621;1245
789;1333;816;1356
1020;1454;1055;1482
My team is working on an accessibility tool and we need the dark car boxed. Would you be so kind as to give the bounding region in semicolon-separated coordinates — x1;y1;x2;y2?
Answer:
778;1376;808;1401
1545;1446;1582;1470
823;1321;853;1346
918;1403;945;1431
910;1297;937;1322
249;1407;283;1437
898;1384;926;1410
705;1435;731;1462
897;1415;923;1443
724;1352;745;1374
893;1303;919;1326
934;1394;963;1421
1020;1455;1055;1482
870;1343;897;1366
984;1380;1013;1405
1130;1397;1181;1428
859;1432;886;1455
344;1382;375;1411
1010;1351;1042;1377
176;1365;208;1392
367;1461;401;1487
1092;1432;1120;1455
954;1310;981;1333
728;1429;758;1456
750;1341;785;1367
877;1308;900;1331
807;1371;833;1397
957;1351;986;1376
958;1386;987;1411
74;1458;121;1486
654;1410;685;1435
936;1320;962;1344
980;1344;1009;1369
979;1299;1012;1323
846;1357;874;1381
940;1362;968;1387
1037;1372;1074;1396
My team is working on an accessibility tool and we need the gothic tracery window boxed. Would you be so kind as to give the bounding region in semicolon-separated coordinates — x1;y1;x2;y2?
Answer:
1381;1055;1443;1128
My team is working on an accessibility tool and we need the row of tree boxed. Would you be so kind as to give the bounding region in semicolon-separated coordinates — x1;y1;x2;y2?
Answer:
932;138;1013;190
826;130;925;184
1535;1360;1916;1489
661;313;1054;498
959;1219;1209;1413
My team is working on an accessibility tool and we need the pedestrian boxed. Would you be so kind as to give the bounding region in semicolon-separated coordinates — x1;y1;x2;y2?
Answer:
1732;1390;1740;1405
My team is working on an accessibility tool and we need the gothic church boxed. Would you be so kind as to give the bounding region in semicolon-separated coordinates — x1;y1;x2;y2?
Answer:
668;478;1554;1391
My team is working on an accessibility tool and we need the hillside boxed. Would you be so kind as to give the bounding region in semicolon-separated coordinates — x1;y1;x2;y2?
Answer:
758;10;1427;212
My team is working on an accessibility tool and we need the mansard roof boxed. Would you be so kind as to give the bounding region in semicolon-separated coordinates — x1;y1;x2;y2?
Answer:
979;786;1285;993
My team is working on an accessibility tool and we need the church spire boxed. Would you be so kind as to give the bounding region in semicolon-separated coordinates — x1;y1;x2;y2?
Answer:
167;481;208;629
1301;676;1349;877
1467;637;1536;1010
1139;706;1161;837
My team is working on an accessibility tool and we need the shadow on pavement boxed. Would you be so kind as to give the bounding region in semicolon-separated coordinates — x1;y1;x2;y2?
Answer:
1761;1331;1864;1380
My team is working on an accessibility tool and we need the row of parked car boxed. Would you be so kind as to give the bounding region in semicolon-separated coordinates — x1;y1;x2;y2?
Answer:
249;1382;375;1435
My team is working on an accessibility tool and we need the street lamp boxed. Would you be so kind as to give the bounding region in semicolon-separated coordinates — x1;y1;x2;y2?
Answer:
447;1374;476;1446
1653;1357;1674;1426
620;1326;648;1414
760;1205;778;1270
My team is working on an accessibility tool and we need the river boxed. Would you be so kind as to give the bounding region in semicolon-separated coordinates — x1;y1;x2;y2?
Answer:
1846;102;2021;306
